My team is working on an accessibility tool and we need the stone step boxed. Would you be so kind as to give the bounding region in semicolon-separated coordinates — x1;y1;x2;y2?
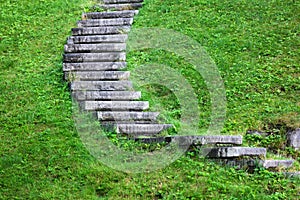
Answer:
202;147;266;158
82;10;137;19
260;160;294;169
83;101;149;111
72;26;130;36
103;0;143;4
101;120;157;125
99;3;143;11
65;71;130;81
135;135;243;145
72;91;141;100
116;124;172;136
63;62;126;72
64;43;126;53
67;35;128;44
63;52;126;62
77;18;133;27
70;81;133;91
97;111;159;121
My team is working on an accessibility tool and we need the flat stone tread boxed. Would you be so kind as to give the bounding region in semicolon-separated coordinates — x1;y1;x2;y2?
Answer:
65;71;130;81
64;43;126;53
67;35;128;44
135;135;243;145
103;0;143;4
63;52;126;62
63;62;127;71
97;111;159;121
116;124;173;136
261;160;294;168
202;147;267;158
82;10;137;19
77;18;133;27
71;80;133;91
84;101;149;111
72;26;131;36
99;3;143;11
72;91;141;100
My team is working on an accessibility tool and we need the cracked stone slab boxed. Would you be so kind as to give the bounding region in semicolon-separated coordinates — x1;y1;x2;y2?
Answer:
63;62;126;71
77;18;133;27
83;101;149;111
64;43;126;53
67;35;128;44
71;81;133;91
63;52;126;62
72;26;131;36
202;147;266;158
65;71;130;81
260;160;294;169
72;91;141;100
287;128;300;150
99;3;143;11
135;135;243;145
116;124;172;136
97;111;159;121
82;10;137;19
103;0;143;4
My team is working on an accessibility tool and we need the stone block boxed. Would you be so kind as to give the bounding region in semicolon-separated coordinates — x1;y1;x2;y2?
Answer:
67;35;128;44
72;26;131;36
63;52;126;62
287;128;300;150
63;62;127;71
72;91;141;100
116;124;172;136
83;101;149;111
77;18;133;27
202;147;266;158
64;43;126;53
70;81;133;91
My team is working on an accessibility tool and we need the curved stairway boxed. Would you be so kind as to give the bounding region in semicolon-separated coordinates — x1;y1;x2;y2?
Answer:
63;0;295;171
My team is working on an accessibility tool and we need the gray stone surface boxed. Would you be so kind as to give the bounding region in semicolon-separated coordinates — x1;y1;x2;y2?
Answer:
64;43;126;53
82;10;137;19
72;91;141;100
63;62;126;71
134;135;243;145
67;35;128;44
116;124;172;136
65;71;130;81
260;160;294;169
83;101;149;111
287;128;300;150
103;0;143;4
63;52;126;62
77;18;133;27
71;81;133;91
72;26;131;36
202;147;266;158
97;111;159;121
99;3;143;11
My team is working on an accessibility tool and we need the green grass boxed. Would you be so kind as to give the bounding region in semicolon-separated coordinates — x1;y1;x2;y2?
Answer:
0;0;299;199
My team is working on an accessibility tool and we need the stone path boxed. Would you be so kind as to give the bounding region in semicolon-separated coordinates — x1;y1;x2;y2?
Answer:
63;0;294;171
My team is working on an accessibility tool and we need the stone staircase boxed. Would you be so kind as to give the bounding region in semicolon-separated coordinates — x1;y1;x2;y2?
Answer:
63;0;295;171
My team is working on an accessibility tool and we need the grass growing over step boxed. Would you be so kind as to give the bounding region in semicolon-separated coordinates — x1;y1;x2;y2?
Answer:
0;0;299;199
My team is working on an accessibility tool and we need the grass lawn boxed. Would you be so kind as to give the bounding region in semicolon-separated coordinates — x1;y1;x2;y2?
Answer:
0;0;299;199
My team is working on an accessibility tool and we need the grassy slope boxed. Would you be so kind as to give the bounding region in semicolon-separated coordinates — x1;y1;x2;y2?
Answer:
0;0;299;199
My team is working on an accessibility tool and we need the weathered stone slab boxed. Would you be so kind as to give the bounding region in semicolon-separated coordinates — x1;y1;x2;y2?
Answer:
116;124;172;136
63;52;126;62
103;0;143;4
83;101;149;111
72;91;141;100
72;26;130;36
82;10;137;19
260;160;294;169
77;18;133;27
97;111;159;121
202;147;266;158
71;81;133;91
99;3;143;11
135;135;243;145
63;62;126;71
65;71;130;81
67;35;128;44
64;43;126;53
287;128;300;150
